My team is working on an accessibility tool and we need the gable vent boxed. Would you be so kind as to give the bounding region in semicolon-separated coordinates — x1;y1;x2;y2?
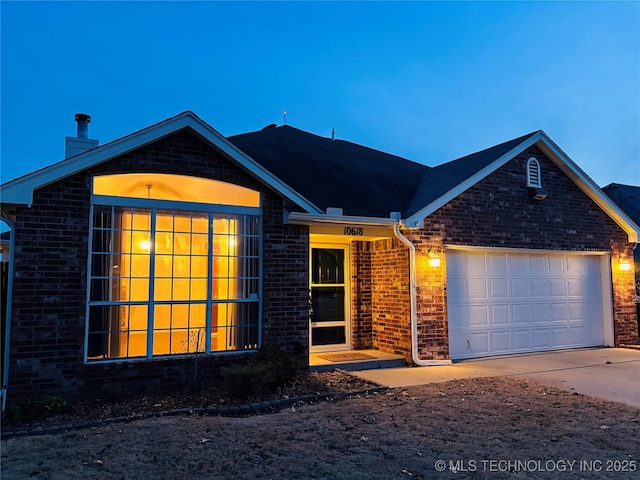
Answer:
527;157;542;188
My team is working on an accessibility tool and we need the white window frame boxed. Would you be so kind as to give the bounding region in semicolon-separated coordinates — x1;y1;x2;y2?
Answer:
527;157;542;188
84;194;262;364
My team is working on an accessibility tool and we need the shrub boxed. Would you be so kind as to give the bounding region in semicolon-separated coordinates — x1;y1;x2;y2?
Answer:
220;345;300;399
4;396;70;424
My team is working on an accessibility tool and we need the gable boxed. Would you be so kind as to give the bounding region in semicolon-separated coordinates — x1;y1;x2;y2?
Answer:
0;112;321;214
404;131;539;219
425;145;630;250
404;131;639;242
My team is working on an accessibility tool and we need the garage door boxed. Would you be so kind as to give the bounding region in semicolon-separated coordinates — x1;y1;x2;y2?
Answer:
447;250;606;360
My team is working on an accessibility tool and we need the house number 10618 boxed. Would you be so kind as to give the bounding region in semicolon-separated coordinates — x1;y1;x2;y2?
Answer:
344;226;364;236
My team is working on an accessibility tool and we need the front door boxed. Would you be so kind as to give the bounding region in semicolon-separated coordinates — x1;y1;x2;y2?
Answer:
310;245;349;352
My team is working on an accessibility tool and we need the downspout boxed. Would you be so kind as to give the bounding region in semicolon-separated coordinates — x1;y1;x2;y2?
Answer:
393;224;452;366
1;214;15;411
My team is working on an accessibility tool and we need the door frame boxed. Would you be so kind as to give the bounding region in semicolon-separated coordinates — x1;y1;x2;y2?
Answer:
309;242;351;353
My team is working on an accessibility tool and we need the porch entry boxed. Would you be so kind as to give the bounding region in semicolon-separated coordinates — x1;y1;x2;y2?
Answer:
310;245;350;352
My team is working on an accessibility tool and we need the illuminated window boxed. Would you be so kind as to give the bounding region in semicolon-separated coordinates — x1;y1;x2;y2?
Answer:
86;174;261;362
93;173;260;207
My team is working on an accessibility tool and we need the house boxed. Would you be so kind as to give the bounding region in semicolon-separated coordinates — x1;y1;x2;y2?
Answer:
603;184;640;267
603;183;640;331
1;111;638;403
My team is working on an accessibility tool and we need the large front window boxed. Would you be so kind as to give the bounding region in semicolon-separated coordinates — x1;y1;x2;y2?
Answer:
86;174;261;362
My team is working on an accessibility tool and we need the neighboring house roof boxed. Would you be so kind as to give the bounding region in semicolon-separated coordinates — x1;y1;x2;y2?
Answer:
603;183;640;226
228;125;430;218
0;111;322;214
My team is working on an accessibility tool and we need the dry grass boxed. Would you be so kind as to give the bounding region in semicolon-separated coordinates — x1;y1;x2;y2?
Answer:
2;375;639;479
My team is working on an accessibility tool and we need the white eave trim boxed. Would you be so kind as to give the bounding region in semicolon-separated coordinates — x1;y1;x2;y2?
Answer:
0;112;322;215
535;135;640;243
405;132;543;228
405;131;640;243
286;211;400;227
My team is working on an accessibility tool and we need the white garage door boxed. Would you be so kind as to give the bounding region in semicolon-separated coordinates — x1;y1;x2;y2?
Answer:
447;250;607;360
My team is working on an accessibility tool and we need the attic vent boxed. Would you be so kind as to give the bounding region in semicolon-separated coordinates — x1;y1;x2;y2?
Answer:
527;157;542;188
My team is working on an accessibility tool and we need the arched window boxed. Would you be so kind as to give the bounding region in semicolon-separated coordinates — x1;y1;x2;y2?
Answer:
527;157;542;188
86;174;262;362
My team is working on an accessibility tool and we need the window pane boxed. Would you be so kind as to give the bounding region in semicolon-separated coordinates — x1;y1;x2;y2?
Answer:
156;212;174;232
192;234;208;254
155;255;173;277
311;287;345;322
172;279;190;300
174;215;191;233
192;215;209;233
154;278;172;301
93;173;260;207
190;279;207;300
174;256;191;277
155;232;173;254
130;278;149;301
312;249;344;284
312;326;346;346
154;304;171;329
88;200;262;361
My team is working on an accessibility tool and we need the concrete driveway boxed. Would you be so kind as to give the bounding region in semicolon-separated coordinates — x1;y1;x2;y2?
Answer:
352;347;640;408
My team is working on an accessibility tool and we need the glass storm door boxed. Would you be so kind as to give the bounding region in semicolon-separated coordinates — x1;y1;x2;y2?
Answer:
310;246;349;351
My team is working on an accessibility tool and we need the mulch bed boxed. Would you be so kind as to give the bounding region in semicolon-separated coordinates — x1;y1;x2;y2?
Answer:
1;370;382;438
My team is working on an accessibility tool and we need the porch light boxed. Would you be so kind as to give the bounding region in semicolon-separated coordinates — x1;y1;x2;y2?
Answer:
428;249;441;267
619;257;631;271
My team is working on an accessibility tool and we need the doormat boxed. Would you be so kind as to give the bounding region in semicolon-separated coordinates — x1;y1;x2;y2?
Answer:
317;353;376;362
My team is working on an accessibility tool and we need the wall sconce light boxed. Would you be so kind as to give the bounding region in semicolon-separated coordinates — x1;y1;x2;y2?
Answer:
428;249;441;267
528;187;548;201
619;257;631;271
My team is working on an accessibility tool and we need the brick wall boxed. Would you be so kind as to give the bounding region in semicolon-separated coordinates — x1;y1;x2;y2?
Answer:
350;241;373;349
369;238;412;361
407;145;638;360
7;130;309;400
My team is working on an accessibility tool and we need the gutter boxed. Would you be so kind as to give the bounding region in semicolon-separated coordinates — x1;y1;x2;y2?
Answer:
286;211;400;227
0;214;15;411
393;225;452;367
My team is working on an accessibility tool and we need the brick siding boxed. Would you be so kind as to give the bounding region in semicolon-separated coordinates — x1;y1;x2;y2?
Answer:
350;241;373;349
347;146;637;362
369;238;412;360
403;145;638;360
7;130;309;400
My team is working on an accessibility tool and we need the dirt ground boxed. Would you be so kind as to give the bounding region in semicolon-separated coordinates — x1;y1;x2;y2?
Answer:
2;372;639;479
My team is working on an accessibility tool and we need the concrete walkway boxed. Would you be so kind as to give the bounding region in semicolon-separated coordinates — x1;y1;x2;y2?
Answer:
352;348;640;408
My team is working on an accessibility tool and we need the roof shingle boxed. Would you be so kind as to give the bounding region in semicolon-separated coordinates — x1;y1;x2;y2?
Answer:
229;125;430;218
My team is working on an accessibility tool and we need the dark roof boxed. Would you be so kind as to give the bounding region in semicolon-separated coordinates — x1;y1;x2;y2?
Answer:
229;125;430;217
230;125;541;218
602;183;640;225
404;131;540;215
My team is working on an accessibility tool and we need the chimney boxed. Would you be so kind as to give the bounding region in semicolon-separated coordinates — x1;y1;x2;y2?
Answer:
75;113;90;138
65;113;99;158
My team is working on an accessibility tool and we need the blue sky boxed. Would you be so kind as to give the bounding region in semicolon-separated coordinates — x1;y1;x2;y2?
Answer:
1;1;639;190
